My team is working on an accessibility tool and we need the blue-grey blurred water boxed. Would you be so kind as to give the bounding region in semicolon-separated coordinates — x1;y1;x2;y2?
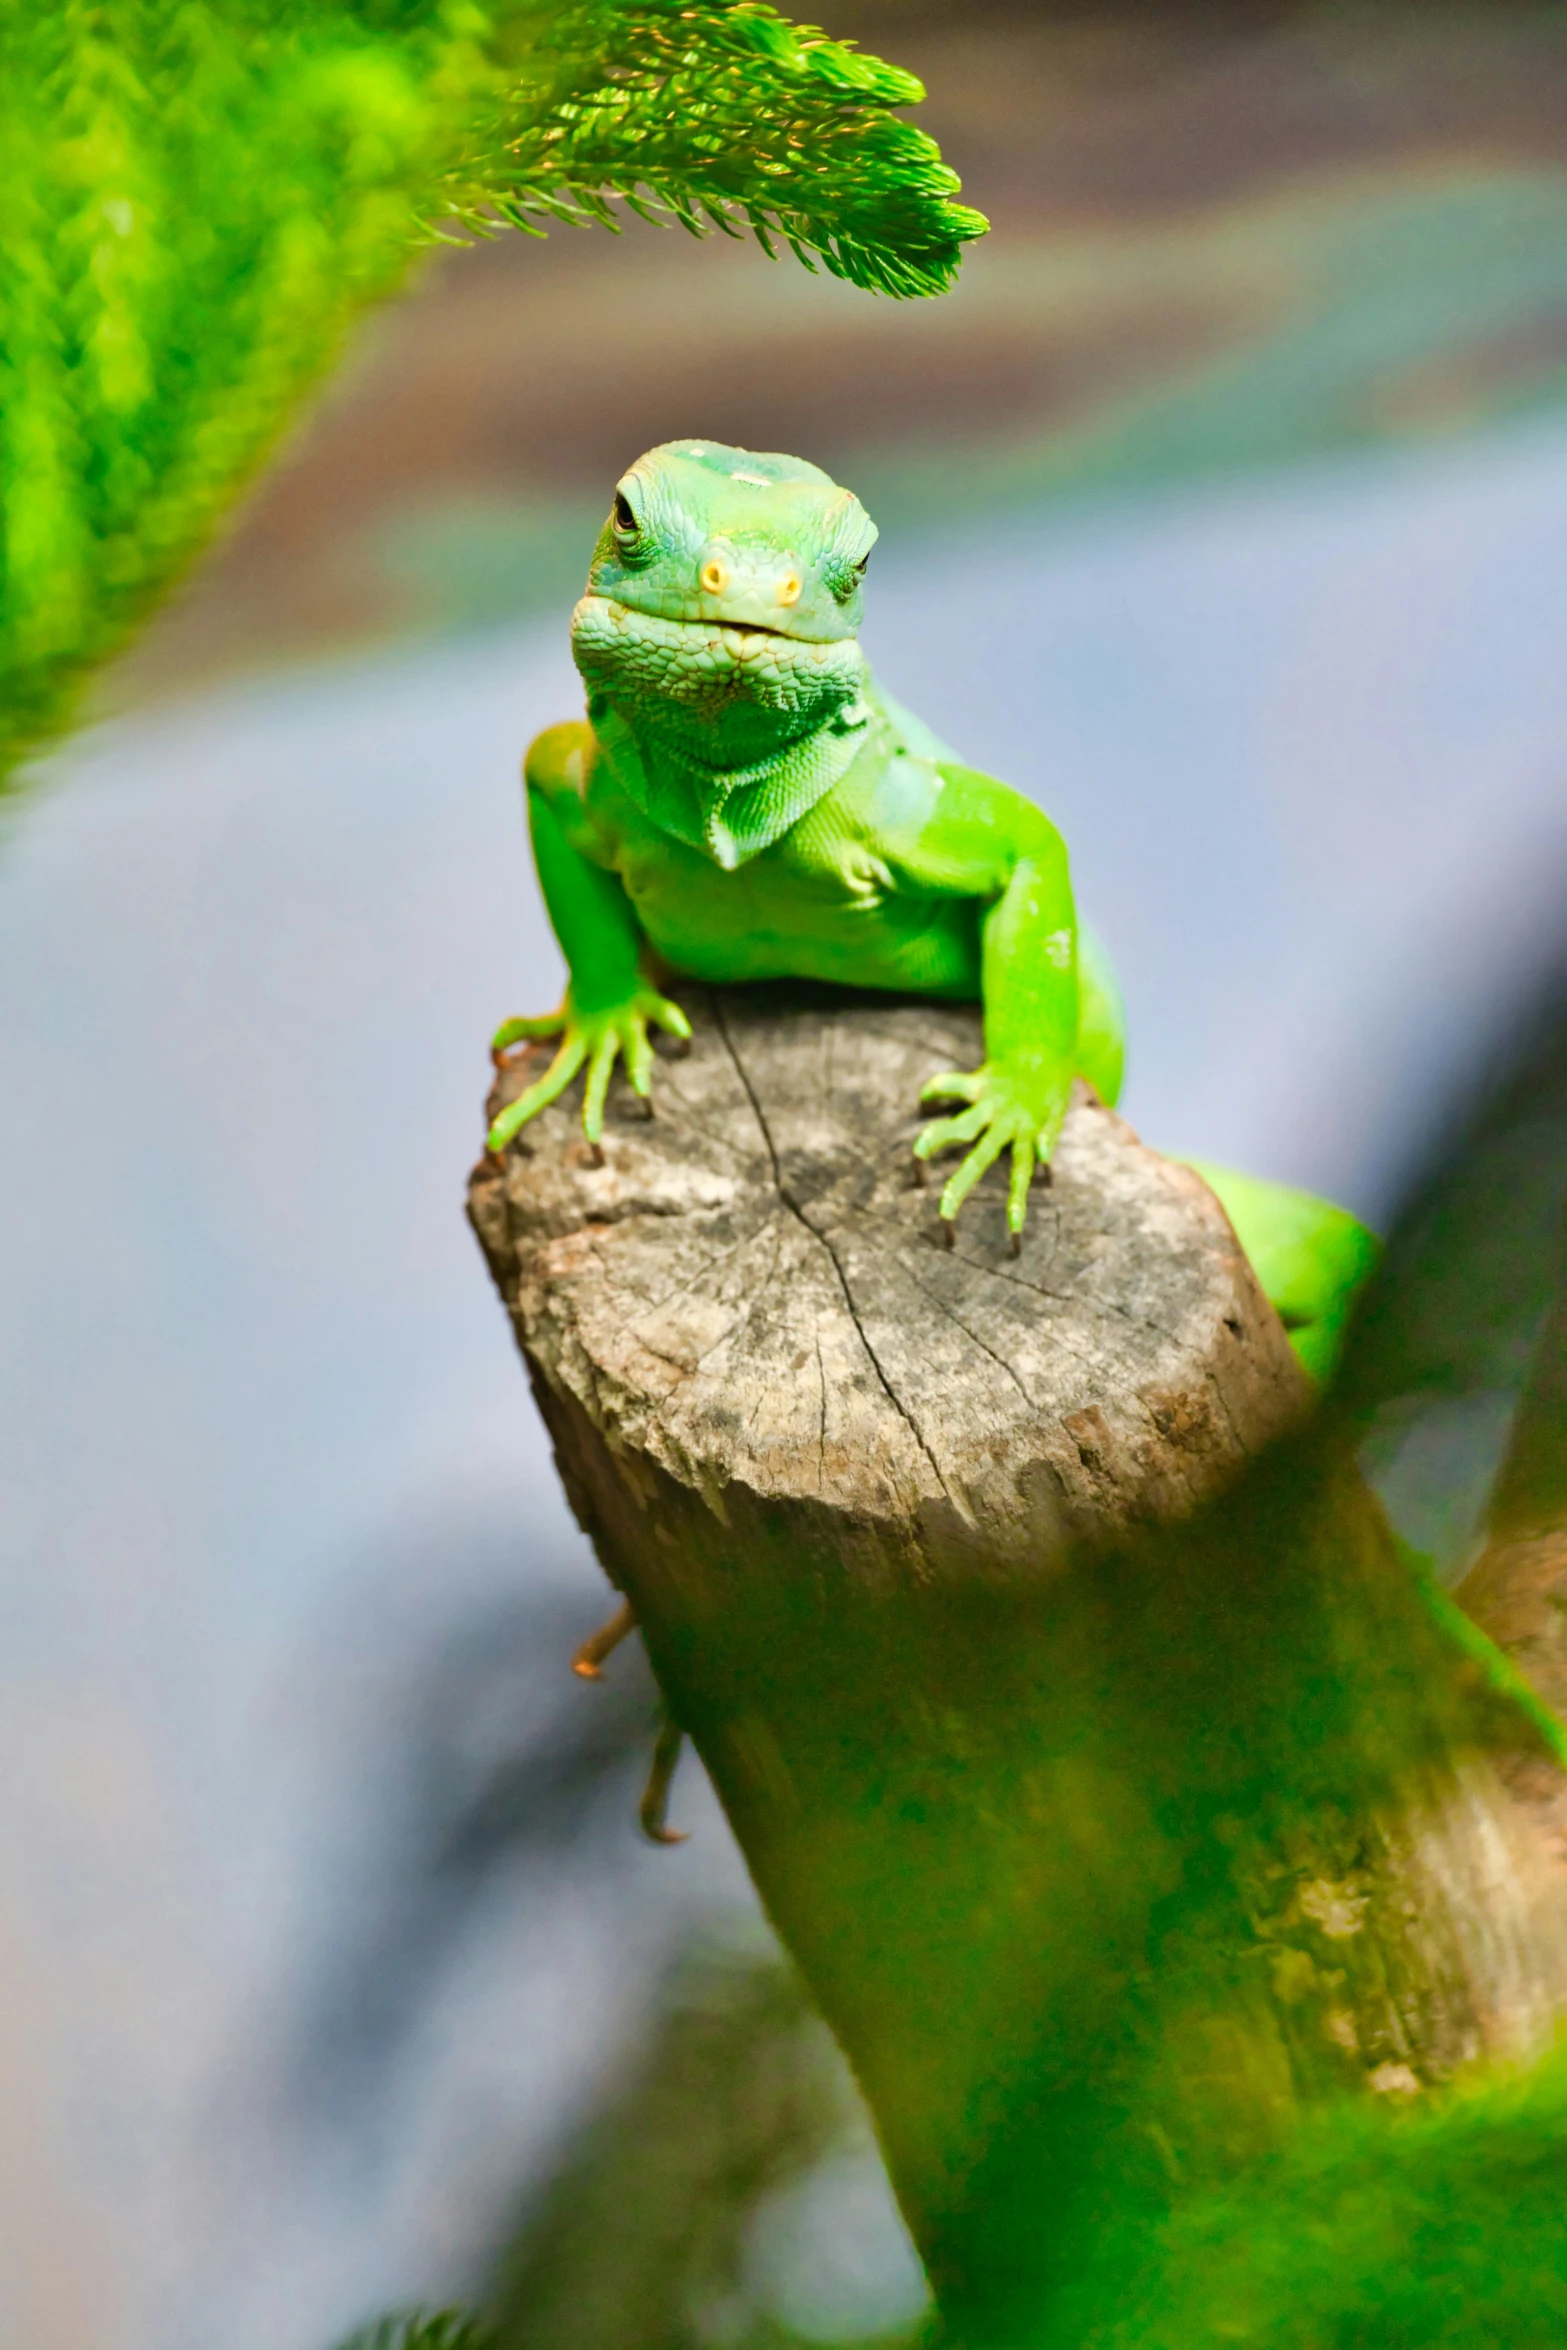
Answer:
3;414;1567;2346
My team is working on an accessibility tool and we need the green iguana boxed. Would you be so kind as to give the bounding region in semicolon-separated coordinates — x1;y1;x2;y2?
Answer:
489;437;1374;1371
486;436;1376;1836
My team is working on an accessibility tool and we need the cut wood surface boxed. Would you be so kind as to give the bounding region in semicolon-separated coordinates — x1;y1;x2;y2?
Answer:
468;983;1567;2339
468;983;1306;1581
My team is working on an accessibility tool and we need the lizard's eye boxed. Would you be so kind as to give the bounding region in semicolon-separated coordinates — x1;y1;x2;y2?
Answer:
609;487;655;568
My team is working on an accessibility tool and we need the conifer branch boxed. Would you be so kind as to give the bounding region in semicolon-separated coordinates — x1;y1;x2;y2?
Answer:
439;1;987;298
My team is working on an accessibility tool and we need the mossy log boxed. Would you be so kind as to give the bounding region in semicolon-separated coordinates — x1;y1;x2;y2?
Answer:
468;985;1567;2342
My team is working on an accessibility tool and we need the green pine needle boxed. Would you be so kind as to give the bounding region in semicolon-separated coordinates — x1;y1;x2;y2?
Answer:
438;0;988;298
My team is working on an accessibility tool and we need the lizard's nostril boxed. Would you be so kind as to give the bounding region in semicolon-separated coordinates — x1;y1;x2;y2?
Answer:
700;558;729;594
777;571;802;606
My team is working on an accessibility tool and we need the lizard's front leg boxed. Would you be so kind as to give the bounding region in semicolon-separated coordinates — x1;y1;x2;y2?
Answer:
489;742;690;1156
914;844;1078;1246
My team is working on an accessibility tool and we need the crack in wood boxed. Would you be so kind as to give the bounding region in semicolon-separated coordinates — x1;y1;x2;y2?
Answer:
711;994;957;1506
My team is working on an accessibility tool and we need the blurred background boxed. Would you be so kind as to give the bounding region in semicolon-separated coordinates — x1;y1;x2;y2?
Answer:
5;2;1567;2342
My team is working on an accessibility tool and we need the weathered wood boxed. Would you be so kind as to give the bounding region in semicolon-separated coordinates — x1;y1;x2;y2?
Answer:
469;985;1306;1572
469;984;1567;2342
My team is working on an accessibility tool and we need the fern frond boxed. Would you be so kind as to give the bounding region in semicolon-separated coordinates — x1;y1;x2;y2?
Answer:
439;0;987;298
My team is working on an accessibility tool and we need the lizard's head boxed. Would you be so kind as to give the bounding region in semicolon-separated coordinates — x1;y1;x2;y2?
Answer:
570;440;877;756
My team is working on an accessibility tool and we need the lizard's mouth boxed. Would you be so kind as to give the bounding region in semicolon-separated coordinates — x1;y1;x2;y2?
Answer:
603;599;799;646
711;617;792;642
571;592;868;724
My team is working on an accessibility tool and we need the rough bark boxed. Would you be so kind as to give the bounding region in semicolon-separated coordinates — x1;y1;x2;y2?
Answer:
469;984;1567;2342
1457;1279;1567;1716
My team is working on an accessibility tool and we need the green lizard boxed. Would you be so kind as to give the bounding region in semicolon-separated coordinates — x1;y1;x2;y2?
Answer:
489;437;1374;1376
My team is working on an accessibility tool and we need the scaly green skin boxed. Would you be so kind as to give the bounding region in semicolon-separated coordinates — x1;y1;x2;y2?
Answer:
490;439;1369;1356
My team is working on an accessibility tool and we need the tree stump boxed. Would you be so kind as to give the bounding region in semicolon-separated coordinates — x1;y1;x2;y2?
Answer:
469;984;1567;2342
470;985;1305;1566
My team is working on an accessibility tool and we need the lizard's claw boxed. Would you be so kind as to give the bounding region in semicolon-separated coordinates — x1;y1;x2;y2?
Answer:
914;1063;1070;1238
572;1598;637;1680
488;988;691;1152
640;1713;689;1847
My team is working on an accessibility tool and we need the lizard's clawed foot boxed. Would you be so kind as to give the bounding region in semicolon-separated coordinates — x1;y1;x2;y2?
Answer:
571;1598;637;1680
640;1713;688;1847
915;1062;1068;1243
488;990;692;1154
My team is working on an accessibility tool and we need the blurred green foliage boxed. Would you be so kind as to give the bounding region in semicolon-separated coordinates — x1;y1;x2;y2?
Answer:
0;0;981;793
1077;2034;1567;2348
486;1946;838;2349
484;1943;933;2350
349;2010;1567;2347
0;2;480;782
1050;979;1567;2348
335;2311;498;2350
335;1944;931;2350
